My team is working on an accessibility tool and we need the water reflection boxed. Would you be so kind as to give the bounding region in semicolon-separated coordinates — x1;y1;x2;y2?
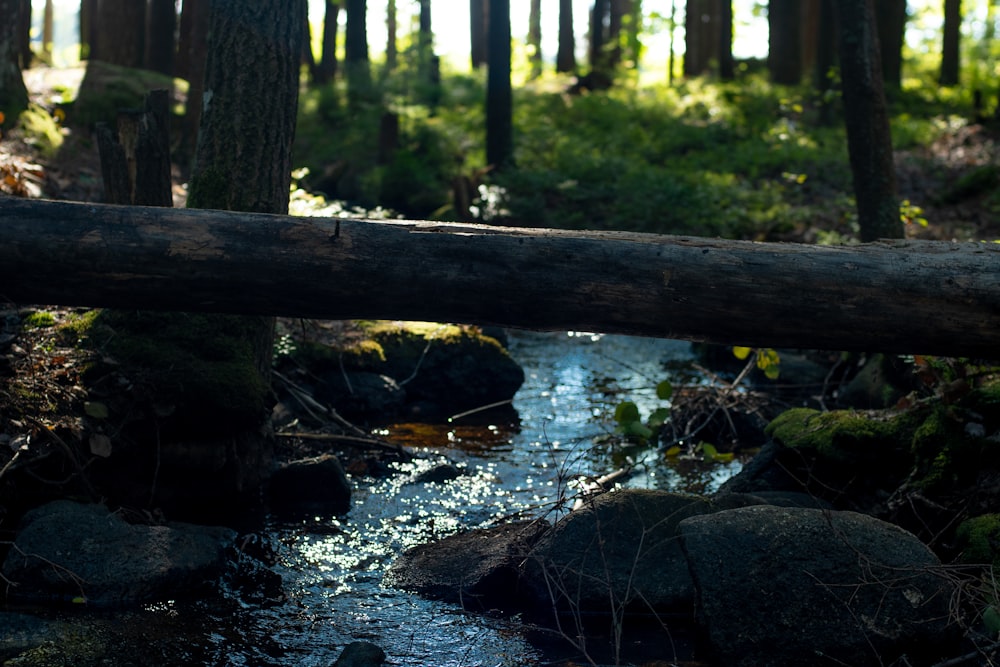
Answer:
220;331;740;665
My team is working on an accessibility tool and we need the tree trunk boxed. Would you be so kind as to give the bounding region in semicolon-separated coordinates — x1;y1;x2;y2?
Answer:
836;0;901;241
42;0;53;58
873;0;906;89
145;0;177;76
0;0;28;120
684;0;718;77
315;0;339;84
385;0;397;73
556;0;575;73
589;0;609;71
940;0;961;86
471;0;487;69
528;0;541;78
178;0;209;163
768;0;803;84
813;0;838;124
718;0;734;79
93;0;145;67
486;0;512;169
18;0;31;68
2;199;998;358
345;0;370;98
182;0;304;516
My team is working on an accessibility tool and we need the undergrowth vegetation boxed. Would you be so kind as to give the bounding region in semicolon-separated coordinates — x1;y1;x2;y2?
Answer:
291;59;985;241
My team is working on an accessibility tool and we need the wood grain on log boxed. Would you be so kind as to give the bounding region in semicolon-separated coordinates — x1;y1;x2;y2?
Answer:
1;198;997;356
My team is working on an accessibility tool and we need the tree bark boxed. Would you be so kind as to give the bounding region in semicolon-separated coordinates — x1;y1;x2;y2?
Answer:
314;0;339;84
873;0;906;89
836;0;901;242
471;0;487;69
556;0;575;73
93;0;145;67
940;0;961;86
684;0;718;77
768;0;803;84
0;0;28;120
528;0;541;78
385;0;397;73
2;199;998;358
145;0;177;75
718;0;734;80
486;0;512;169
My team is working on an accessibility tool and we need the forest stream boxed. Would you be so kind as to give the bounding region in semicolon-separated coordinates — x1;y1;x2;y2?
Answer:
121;331;742;666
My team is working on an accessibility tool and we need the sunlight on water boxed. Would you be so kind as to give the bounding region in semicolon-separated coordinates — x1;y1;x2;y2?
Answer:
208;331;738;665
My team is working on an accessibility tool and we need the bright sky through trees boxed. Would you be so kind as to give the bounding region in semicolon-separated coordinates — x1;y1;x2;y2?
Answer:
31;0;986;71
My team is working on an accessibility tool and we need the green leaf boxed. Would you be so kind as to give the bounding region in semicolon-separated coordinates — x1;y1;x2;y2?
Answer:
699;441;718;459
84;401;109;419
656;380;674;400
732;346;752;360
648;407;671;429
614;401;641;425
664;445;682;457
625;421;653;440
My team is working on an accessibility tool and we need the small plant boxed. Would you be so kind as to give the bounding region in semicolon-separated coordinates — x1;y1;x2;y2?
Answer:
612;380;673;444
732;346;781;379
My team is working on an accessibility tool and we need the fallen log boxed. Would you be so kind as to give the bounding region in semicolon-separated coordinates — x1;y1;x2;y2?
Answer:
0;197;997;357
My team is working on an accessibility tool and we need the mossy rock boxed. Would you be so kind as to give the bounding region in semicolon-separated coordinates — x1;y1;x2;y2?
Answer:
764;407;917;466
955;514;1000;570
71;60;185;127
362;322;525;416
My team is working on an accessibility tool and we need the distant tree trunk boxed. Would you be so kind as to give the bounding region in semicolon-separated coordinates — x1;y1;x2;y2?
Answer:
145;0;177;75
345;0;370;99
718;0;734;79
175;0;195;78
302;6;316;79
42;0;53;58
625;0;643;68
315;0;339;84
93;0;145;67
801;0;820;76
873;0;906;89
768;0;803;84
17;0;31;67
471;0;487;69
385;0;397;73
486;0;512;170
836;0;901;241
684;0;718;77
608;0;627;68
178;0;209;163
0;0;28;120
813;0;838;124
528;0;542;78
589;0;609;71
556;0;575;73
940;0;961;86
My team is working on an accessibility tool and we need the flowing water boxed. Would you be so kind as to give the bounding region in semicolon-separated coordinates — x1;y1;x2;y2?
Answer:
196;331;743;666
16;332;744;666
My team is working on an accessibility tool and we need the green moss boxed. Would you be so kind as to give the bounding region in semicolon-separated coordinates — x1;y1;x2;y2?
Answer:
22;310;56;328
956;514;1000;569
764;407;911;465
71;61;182;127
71;310;270;429
18;104;64;158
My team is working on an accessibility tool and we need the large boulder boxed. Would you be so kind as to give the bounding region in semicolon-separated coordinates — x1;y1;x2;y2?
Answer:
678;505;959;667
519;490;768;615
384;520;549;610
1;500;236;606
